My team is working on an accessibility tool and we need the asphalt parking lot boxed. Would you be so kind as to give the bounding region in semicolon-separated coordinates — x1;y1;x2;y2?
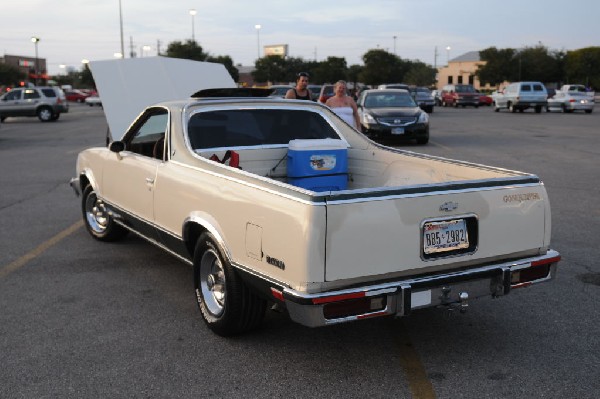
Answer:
0;103;598;398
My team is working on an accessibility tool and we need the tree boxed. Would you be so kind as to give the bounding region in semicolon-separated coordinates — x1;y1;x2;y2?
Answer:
359;49;411;86
564;47;600;89
311;56;347;84
404;62;437;87
476;47;517;85
207;55;239;81
252;55;291;84
165;40;209;61
0;63;25;86
518;44;562;83
80;64;95;88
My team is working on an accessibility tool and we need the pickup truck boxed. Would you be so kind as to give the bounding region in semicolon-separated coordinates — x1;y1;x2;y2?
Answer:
70;59;560;336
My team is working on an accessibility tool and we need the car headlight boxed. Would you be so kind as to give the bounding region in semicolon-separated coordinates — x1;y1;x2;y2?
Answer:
362;113;377;124
418;111;429;124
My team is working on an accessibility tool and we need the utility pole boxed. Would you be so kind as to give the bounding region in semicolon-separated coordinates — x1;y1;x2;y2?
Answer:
129;36;136;58
157;39;161;56
434;46;438;70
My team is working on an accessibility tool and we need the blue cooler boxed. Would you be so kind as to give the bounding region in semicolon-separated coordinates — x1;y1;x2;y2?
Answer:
287;139;348;192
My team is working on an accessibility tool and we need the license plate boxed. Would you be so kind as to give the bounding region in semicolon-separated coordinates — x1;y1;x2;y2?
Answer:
391;127;404;135
423;219;469;254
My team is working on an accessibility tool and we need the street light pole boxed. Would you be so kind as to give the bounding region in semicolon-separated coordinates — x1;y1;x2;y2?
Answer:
189;9;197;42
255;24;261;59
446;46;451;65
119;0;125;58
31;36;40;86
393;36;397;55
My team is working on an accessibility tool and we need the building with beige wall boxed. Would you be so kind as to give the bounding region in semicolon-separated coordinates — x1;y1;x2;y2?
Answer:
436;51;496;92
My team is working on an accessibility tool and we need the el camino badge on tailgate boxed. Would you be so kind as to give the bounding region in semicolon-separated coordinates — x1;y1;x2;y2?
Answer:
423;219;469;254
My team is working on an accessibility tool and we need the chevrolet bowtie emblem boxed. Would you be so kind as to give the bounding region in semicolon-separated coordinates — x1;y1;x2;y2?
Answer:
440;201;458;212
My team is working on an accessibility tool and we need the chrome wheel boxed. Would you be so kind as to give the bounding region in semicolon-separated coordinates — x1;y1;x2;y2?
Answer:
199;248;226;317
84;192;109;234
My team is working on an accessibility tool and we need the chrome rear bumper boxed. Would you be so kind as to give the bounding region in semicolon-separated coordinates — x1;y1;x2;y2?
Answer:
281;250;560;327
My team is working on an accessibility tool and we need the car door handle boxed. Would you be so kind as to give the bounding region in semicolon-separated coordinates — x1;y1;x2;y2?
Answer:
145;177;155;185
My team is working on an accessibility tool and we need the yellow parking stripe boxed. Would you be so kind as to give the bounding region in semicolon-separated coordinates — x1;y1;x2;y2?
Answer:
394;319;437;399
0;220;83;279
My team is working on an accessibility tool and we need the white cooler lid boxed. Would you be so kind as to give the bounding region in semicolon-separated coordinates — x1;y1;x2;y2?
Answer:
288;138;347;150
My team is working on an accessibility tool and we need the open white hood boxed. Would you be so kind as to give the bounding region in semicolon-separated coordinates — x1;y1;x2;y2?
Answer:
89;56;236;140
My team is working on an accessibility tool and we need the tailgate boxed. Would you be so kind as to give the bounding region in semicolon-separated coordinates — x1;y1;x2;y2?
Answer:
324;182;549;281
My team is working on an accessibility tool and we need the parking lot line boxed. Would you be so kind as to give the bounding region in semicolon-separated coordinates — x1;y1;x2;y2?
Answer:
0;220;83;279
394;319;437;399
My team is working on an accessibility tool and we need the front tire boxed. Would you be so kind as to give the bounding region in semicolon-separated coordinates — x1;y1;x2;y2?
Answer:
193;233;266;336
82;185;127;241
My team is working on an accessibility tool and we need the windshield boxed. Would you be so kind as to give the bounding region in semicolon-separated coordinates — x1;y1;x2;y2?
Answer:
456;85;476;93
364;93;416;108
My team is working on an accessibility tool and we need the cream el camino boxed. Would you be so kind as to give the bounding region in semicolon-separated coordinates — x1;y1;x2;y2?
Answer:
71;85;560;336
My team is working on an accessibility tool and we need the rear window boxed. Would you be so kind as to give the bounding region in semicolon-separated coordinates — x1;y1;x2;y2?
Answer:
187;109;340;150
41;89;57;97
533;84;544;91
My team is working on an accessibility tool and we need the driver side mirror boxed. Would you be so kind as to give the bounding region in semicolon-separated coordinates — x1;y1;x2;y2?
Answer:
109;141;125;153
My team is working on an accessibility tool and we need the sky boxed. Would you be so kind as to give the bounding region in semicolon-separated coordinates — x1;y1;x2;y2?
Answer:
3;0;600;76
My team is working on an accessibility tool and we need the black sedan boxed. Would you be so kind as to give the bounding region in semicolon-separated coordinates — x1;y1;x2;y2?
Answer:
356;89;429;144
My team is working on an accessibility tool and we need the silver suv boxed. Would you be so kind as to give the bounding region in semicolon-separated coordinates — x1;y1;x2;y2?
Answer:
0;86;69;122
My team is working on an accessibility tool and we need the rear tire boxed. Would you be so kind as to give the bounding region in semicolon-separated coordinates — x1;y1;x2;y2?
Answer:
37;106;54;122
193;232;266;336
535;106;542;113
509;103;516;113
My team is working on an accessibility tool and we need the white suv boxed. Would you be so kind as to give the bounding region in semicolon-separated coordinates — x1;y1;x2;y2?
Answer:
0;87;69;122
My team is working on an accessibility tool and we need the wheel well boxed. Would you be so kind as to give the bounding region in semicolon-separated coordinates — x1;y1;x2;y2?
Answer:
184;222;209;257
80;174;91;193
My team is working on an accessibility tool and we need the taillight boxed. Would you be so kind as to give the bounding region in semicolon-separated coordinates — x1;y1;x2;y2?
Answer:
569;99;576;103
323;296;386;319
512;255;560;288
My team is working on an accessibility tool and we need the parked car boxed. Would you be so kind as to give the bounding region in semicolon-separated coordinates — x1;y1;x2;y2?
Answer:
85;95;102;107
0;86;69;122
476;90;493;106
65;89;90;103
494;81;547;113
268;85;293;99
378;83;409;90
546;91;594;113
440;84;479;108
356;88;429;144
431;89;443;106
409;87;435;113
307;85;322;101
318;84;335;103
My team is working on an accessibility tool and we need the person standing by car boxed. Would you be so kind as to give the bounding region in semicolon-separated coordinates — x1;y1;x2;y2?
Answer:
285;72;312;100
325;80;360;129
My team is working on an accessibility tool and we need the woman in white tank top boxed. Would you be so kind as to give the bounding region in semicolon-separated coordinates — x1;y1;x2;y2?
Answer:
325;80;360;129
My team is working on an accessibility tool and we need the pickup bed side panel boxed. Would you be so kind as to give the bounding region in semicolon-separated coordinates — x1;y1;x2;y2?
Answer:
153;162;327;291
325;185;548;281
